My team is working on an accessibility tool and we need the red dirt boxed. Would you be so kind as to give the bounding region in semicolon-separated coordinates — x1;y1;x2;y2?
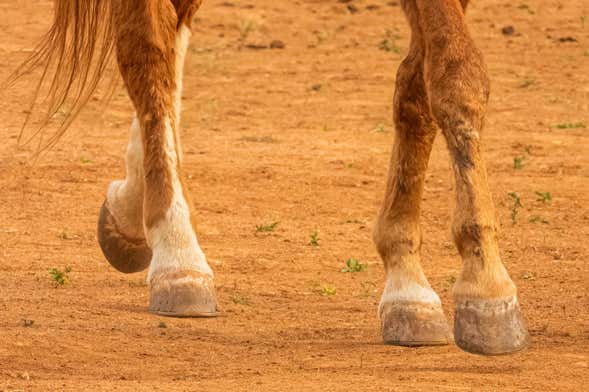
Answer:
1;0;588;390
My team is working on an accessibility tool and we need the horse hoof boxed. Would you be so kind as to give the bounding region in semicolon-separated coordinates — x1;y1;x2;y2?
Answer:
97;201;152;273
149;270;219;317
380;301;452;346
454;295;529;355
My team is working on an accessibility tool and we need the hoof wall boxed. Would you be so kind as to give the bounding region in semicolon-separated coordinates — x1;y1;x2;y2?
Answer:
149;271;219;317
97;201;151;273
381;302;452;346
454;296;529;355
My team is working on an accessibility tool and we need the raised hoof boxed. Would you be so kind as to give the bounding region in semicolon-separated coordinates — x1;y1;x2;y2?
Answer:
97;201;152;273
149;271;219;317
380;302;452;346
454;296;529;355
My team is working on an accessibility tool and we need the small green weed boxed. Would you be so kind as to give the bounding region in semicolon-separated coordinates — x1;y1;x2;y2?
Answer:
341;258;367;273
373;123;386;133
524;145;533;154
309;280;337;296
158;321;167;328
256;222;279;232
535;191;552;203
320;285;337;296
309;231;319;246
49;266;72;286
379;29;401;53
513;155;525;169
554;122;586;129
507;192;522;224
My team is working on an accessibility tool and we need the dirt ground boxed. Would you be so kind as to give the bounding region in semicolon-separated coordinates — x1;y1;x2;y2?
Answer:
0;0;588;390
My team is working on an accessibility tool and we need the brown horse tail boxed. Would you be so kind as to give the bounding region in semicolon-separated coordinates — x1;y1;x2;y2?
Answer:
5;0;117;152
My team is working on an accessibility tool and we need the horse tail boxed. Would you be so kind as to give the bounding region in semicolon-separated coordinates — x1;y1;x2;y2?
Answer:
5;0;117;152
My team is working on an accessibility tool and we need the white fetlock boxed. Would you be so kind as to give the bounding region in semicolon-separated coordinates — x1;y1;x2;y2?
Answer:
379;274;452;346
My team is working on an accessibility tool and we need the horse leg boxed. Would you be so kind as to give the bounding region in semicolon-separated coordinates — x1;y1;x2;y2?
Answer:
373;1;451;346
98;116;151;274
98;0;217;316
416;0;528;354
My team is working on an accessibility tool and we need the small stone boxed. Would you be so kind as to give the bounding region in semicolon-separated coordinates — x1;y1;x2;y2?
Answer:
347;4;358;13
22;319;34;327
244;43;268;50
269;40;285;49
501;26;515;36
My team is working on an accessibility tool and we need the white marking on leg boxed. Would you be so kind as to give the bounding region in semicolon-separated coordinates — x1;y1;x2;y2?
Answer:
105;116;145;239
173;25;191;162
379;272;441;306
145;117;212;283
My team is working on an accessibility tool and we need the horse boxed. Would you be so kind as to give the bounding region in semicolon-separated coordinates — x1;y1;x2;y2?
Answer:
10;0;529;355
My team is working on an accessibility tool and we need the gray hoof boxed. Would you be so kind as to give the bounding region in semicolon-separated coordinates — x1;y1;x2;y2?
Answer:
381;302;452;346
149;270;219;317
454;296;529;355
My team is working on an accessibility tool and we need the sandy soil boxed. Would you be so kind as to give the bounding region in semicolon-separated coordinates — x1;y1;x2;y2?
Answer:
0;0;588;390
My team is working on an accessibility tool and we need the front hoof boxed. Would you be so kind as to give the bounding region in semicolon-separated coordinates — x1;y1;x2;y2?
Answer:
149;271;219;317
454;296;529;355
97;201;151;273
380;302;452;346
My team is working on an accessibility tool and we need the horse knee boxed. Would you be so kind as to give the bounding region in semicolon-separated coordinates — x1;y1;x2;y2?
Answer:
428;51;490;132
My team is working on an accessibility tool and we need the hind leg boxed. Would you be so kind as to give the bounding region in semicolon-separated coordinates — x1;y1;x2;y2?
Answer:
98;116;151;273
374;2;451;346
98;1;200;274
98;0;218;316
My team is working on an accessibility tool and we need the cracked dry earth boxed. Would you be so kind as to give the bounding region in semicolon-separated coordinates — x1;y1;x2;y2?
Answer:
0;0;588;391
